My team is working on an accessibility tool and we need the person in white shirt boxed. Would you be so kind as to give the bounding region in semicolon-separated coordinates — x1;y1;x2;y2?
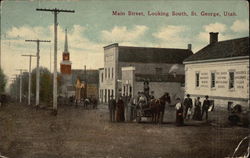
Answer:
175;98;184;126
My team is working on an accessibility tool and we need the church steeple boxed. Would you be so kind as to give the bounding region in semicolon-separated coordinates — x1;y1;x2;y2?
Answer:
64;29;68;53
60;28;72;75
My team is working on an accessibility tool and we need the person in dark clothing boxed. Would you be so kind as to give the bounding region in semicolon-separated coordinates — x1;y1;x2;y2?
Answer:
202;95;210;120
116;97;125;122
193;97;202;121
183;94;193;119
175;98;184;126
143;81;150;98
165;92;171;105
92;97;98;109
149;91;155;100
108;95;116;122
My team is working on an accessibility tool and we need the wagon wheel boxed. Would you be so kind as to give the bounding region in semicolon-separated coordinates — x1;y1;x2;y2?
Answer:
136;110;142;123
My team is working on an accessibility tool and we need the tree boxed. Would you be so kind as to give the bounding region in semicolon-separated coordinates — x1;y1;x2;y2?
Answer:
31;67;53;103
0;68;7;94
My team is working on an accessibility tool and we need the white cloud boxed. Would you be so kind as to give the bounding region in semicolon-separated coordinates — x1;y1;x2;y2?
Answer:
2;25;105;87
203;22;227;33
153;25;187;41
197;22;233;42
101;25;148;42
6;25;49;40
230;19;249;33
151;25;192;49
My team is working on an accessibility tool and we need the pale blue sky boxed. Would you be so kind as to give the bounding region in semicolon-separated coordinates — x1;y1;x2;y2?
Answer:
1;0;249;85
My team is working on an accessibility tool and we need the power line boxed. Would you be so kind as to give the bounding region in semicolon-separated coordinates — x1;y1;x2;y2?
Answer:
25;39;51;107
36;8;75;115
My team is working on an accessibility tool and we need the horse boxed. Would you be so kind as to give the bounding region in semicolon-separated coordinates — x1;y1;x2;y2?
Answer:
149;99;160;123
149;95;167;124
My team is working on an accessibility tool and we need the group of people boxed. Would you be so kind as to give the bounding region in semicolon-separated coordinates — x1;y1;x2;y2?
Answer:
108;95;126;122
67;95;98;109
175;94;211;126
108;91;151;122
108;91;171;123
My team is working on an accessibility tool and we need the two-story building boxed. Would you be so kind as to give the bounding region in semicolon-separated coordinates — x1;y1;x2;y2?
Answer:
183;32;249;110
99;43;193;103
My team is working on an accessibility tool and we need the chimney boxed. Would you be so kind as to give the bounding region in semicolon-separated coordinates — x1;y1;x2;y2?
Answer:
209;32;219;44
187;44;192;51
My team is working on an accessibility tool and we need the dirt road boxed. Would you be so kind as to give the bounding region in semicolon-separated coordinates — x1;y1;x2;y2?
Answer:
0;103;249;158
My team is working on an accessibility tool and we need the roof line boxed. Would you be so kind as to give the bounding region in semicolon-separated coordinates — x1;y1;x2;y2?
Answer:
118;45;190;51
215;36;249;43
183;56;249;64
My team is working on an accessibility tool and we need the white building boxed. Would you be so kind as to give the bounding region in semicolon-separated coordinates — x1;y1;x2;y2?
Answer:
183;32;249;110
121;66;186;103
99;43;193;103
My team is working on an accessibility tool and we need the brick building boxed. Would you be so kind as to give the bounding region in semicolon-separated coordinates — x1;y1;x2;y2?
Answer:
183;32;249;110
99;43;193;103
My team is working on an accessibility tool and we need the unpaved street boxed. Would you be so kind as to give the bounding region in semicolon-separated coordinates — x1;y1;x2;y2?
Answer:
0;103;249;158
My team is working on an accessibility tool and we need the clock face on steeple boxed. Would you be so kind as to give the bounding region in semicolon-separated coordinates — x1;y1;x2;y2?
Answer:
63;53;69;60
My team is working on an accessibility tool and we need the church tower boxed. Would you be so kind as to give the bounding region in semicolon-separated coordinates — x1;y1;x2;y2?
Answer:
60;29;72;74
60;29;73;97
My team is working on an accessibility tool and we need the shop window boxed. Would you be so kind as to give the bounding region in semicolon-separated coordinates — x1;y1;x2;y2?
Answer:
229;71;235;89
211;72;215;88
195;72;200;87
112;67;114;79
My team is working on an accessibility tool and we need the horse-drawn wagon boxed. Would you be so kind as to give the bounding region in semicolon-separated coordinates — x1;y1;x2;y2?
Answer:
135;93;166;124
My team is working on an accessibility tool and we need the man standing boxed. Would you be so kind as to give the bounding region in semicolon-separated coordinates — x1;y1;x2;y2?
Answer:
183;94;193;119
108;95;116;122
202;95;210;121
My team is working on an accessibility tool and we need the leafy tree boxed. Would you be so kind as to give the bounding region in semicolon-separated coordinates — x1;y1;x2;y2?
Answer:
0;68;7;94
31;67;53;103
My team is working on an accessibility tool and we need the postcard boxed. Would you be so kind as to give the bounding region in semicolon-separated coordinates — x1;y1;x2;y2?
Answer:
0;0;249;158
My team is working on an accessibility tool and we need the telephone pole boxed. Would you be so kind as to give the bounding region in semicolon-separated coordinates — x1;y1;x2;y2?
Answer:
22;54;36;105
36;8;75;114
16;69;27;103
25;40;50;107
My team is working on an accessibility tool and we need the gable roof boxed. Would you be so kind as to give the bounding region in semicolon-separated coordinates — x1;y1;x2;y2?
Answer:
118;46;193;64
184;37;249;63
71;69;99;84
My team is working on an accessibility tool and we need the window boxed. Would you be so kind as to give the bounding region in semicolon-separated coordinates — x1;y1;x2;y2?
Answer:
195;72;200;87
108;68;110;79
112;67;114;79
123;86;126;96
211;72;215;88
101;73;103;82
229;71;235;89
104;89;107;103
105;68;107;79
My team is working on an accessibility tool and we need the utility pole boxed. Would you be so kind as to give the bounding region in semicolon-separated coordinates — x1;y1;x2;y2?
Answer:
36;8;75;114
16;69;27;103
0;1;2;69
84;65;87;99
22;54;36;105
25;40;50;107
